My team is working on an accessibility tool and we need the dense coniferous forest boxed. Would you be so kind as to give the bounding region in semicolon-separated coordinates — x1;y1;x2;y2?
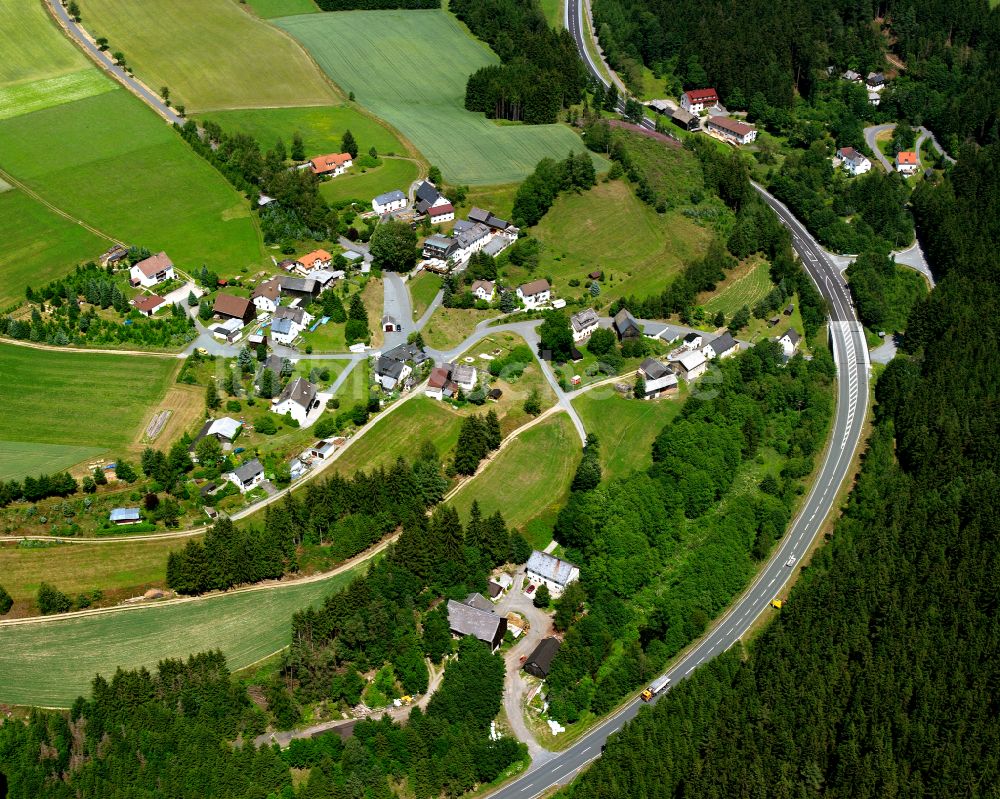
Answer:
560;142;1000;799
591;0;1000;147
455;0;586;123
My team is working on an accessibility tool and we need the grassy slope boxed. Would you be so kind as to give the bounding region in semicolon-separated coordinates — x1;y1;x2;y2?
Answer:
333;398;465;476
319;157;419;206
0;538;186;608
0;90;265;273
572;391;684;482
538;0;564;28
701;256;772;317
0;343;177;479
78;0;338;112
245;0;319;18
408;272;441;320
0;564;365;707
422;307;495;350
450;412;580;547
525;179;710;301
0;189;107;308
203;105;406;159
276;9;592;185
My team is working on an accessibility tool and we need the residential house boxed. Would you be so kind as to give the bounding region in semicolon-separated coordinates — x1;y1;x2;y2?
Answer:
251;278;281;314
523;638;561;679
427;203;455;224
637;358;678;399
372;189;407;215
842;69;862;83
471;280;495;302
422;233;458;262
374;343;427;391
446;599;507;652
674;349;708;381
680;88;718;114
525;550;580;598
707;116;758;145
309;439;339;460
450;363;477;392
778;328;802;358
109;508;141;525
213;293;255;324
414;180;451;215
99;244;129;268
682;332;703;350
272;377;320;426
570;308;600;342
516;278;551;309
703;331;739;360
467;207;520;242
194;417;242;446
454;222;492;263
278;276;319;303
671;107;699;131
297;249;332;272
129;252;175;288
836;146;872;176
225;458;265;494
133;294;166;317
270;305;313;346
613;307;642;341
309;153;353;177
866;72;886;91
425;365;456;400
895;151;919;175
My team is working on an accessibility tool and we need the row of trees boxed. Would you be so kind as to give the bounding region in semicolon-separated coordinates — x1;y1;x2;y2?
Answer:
563;140;1000;799
0;471;78;508
543;338;835;722
455;0;586;123
511;150;597;227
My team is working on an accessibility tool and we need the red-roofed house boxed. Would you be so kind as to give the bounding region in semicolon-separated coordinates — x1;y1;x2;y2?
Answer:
133;294;166;317
427;203;455;224
297;250;333;271
129;252;175;288
309;153;353;177
707;116;758;145
895;151;919;175
680;88;718;114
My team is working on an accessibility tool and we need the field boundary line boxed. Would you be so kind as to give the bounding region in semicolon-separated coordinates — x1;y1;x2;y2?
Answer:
0;166;120;245
0;337;178;359
0;534;393;628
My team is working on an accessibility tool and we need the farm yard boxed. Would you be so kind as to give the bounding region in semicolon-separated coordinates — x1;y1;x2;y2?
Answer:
572;391;686;482
0;90;266;279
523;179;711;301
450;412;580;548
0;0;113;120
275;9;595;185
0;563;367;707
76;0;339;112
0;343;178;482
0;188;107;308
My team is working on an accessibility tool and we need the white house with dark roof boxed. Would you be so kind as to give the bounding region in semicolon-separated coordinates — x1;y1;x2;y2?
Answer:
225;458;265;493
703;331;739;360
251;277;281;314
129;252;175;288
836;147;872;176
272;377;320;426
526;551;579;598
570;308;600;341
516;278;550;309
637;358;678;399
454;222;492;263
372;189;407;215
270;306;313;346
471;280;495;302
707;116;757;145
778;328;802;358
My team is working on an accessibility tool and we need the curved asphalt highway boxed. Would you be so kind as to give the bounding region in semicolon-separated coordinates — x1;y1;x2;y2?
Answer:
482;3;873;796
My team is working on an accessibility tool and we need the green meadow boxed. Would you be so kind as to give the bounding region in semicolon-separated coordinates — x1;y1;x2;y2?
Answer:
0;563;365;707
276;9;595;184
0;90;265;275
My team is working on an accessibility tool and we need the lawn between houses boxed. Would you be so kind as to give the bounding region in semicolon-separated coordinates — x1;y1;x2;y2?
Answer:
0;562;367;708
0;343;179;482
275;9;596;185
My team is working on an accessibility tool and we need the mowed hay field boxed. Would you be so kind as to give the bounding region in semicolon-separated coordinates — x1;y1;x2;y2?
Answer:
276;10;593;185
78;0;339;112
450;412;580;546
701;256;772;317
0;90;265;274
522;179;711;300
0;188;107;308
0;564;366;707
0;0;112;120
0;343;177;481
572;391;685;482
246;0;319;18
319;157;420;206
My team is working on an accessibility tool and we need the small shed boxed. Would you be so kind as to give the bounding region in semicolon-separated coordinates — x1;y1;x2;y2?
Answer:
109;508;141;525
523;637;561;678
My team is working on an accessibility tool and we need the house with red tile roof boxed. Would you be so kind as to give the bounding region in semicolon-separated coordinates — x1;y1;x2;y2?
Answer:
895;151;919;175
680;88;718;114
309;153;353;177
